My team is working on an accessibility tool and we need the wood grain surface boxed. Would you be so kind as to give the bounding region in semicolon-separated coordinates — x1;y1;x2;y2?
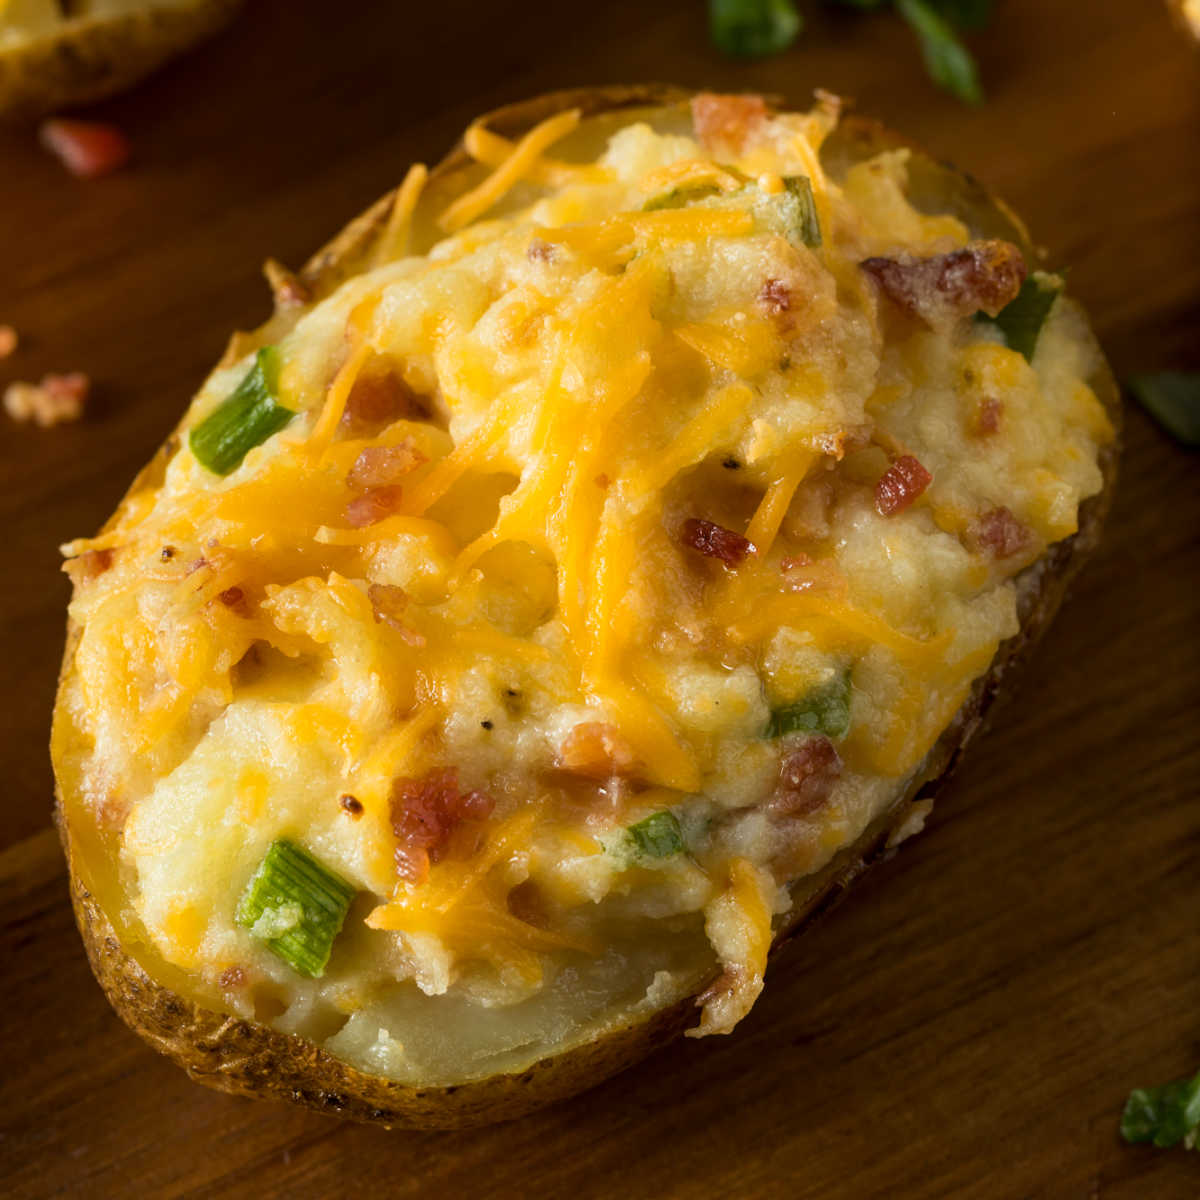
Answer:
2;1;1198;1196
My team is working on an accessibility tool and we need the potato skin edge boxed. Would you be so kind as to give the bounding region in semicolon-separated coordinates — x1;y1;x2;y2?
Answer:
0;0;244;121
52;84;1121;1129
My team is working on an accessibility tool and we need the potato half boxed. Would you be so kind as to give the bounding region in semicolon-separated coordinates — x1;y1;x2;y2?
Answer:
53;85;1119;1129
0;0;243;118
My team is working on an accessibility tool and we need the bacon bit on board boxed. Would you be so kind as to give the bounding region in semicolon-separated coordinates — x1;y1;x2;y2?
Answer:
63;547;113;588
558;722;637;780
772;735;842;817
342;367;424;429
875;454;932;517
0;325;17;359
264;259;311;310
345;485;404;528
346;442;426;491
390;769;495;884
681;517;756;567
970;506;1032;558
367;582;426;646
340;793;364;818
860;240;1027;327
219;966;248;990
690;92;768;154
4;371;89;427
973;396;1003;435
39;119;131;179
759;278;792;314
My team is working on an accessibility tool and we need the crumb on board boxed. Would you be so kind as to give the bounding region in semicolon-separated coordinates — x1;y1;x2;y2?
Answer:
4;372;89;427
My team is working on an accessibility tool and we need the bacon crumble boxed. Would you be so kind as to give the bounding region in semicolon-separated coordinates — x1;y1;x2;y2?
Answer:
875;455;932;517
345;485;404;528
340;793;364;817
390;769;495;884
970;506;1032;558
691;92;769;154
759;278;792;315
343;369;423;428
974;396;1003;435
773;736;842;816
681;517;755;567
4;371;89;427
219;966;248;990
860;240;1027;327
346;442;426;491
367;583;426;646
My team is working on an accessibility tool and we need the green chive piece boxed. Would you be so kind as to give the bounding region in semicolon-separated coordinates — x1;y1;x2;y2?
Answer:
1120;1070;1200;1149
1128;372;1200;447
766;669;852;739
643;183;723;212
627;811;684;859
895;0;984;105
235;839;356;978
780;175;822;248
189;346;295;476
708;0;802;58
977;273;1063;362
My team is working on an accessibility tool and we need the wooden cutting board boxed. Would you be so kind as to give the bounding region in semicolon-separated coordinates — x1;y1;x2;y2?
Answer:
1;1;1197;1195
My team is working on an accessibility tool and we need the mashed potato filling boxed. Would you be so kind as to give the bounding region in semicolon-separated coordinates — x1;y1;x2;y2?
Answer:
58;96;1112;1082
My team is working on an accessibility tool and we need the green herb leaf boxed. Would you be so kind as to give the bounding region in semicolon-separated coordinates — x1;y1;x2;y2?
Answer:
1128;372;1200;447
766;669;852;739
779;175;822;247
709;0;802;57
1120;1070;1200;1149
189;346;294;476
895;0;984;105
926;0;993;30
643;182;723;212
977;273;1063;362
627;811;685;859
236;839;357;978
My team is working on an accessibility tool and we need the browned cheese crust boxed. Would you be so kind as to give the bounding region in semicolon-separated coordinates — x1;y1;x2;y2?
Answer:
0;0;244;120
53;84;1121;1130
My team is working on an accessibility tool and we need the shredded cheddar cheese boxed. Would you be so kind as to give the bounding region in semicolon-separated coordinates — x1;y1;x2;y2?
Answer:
58;94;1112;1080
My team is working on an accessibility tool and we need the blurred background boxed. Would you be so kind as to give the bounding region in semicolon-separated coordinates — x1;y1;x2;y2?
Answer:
1;2;1197;1196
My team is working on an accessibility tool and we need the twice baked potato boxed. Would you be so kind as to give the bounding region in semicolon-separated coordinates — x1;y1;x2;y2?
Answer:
53;85;1119;1129
0;0;243;118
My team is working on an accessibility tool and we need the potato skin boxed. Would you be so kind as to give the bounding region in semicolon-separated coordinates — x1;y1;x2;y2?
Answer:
52;85;1120;1129
0;0;244;120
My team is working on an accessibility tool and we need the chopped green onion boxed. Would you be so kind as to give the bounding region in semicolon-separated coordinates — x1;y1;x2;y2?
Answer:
780;175;822;248
189;346;294;476
976;273;1063;362
1120;1069;1200;1150
1128;372;1200;447
709;0;802;57
235;839;356;978
643;183;723;212
627;811;684;859
895;0;984;105
766;670;852;739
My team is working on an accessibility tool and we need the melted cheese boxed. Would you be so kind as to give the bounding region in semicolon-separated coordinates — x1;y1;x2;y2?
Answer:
60;96;1112;1070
